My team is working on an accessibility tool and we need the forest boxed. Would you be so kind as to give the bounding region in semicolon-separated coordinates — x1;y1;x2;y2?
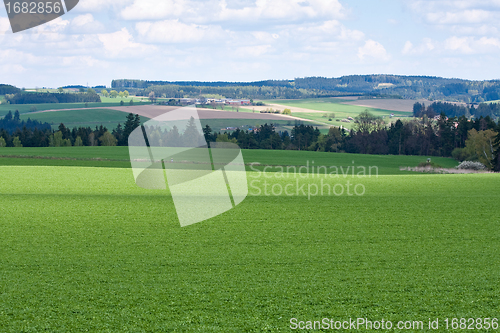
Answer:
5;92;101;104
1;111;499;171
413;101;500;118
111;75;500;102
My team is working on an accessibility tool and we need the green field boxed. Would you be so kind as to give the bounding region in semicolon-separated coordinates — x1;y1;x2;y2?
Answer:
263;98;411;130
0;97;149;117
0;147;498;331
0;147;459;174
18;109;305;131
200;119;298;133
19;109;150;130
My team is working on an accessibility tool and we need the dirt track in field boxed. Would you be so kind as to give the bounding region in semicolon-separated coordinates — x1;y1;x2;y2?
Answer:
249;104;327;113
26;105;316;123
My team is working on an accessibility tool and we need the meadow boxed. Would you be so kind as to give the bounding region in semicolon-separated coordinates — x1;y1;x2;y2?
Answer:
19;109;149;130
18;108;299;131
0;97;149;117
0;147;459;174
263;98;412;130
0;147;498;331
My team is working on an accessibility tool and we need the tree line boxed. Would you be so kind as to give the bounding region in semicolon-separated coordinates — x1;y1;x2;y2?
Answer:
0;113;140;148
112;79;294;89
0;84;20;95
5;92;101;104
413;101;500;119
1;111;499;171
138;84;333;100
112;76;500;102
0;110;52;133
203;111;499;170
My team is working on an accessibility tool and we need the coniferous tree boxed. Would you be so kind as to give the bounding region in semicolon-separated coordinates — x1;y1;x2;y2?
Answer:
493;131;500;171
203;125;213;145
121;113;140;145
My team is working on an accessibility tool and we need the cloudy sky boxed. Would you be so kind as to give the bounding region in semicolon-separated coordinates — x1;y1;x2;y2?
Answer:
1;0;500;88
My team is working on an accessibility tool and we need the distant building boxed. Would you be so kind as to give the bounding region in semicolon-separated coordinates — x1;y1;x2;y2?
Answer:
180;98;195;104
227;99;251;106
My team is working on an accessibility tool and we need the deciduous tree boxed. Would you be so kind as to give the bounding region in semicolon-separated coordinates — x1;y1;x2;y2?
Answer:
99;131;117;146
465;129;498;169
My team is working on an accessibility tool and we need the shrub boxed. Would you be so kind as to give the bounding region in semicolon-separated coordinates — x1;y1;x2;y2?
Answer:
418;161;442;168
451;147;469;161
456;161;487;170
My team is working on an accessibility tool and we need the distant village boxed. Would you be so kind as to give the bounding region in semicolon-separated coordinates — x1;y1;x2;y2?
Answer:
175;98;252;106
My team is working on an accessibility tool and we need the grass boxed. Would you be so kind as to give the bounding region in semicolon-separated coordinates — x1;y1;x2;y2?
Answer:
262;98;411;130
200;119;296;133
20;109;150;130
0;97;149;117
17;110;303;131
200;105;254;113
0;162;499;331
0;147;459;174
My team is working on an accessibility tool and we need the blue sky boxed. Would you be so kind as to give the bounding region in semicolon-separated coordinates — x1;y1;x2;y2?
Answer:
1;0;500;88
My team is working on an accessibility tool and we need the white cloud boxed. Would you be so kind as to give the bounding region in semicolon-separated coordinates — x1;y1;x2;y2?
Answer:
358;40;390;61
0;63;27;74
75;0;133;12
0;17;10;34
60;55;106;68
135;20;228;43
98;28;156;58
293;20;364;41
217;0;346;22
444;36;500;54
31;17;70;33
120;0;346;24
70;14;105;33
234;44;271;57
402;41;413;55
121;0;187;21
402;38;436;55
408;0;500;34
444;36;475;54
450;24;499;35
72;14;94;27
425;9;492;24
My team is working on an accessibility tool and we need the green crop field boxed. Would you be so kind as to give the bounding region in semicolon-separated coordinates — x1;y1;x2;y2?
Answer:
0;147;458;173
19;109;151;130
0;148;498;332
263;98;412;130
0;98;149;117
200;119;297;133
17;109;311;131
